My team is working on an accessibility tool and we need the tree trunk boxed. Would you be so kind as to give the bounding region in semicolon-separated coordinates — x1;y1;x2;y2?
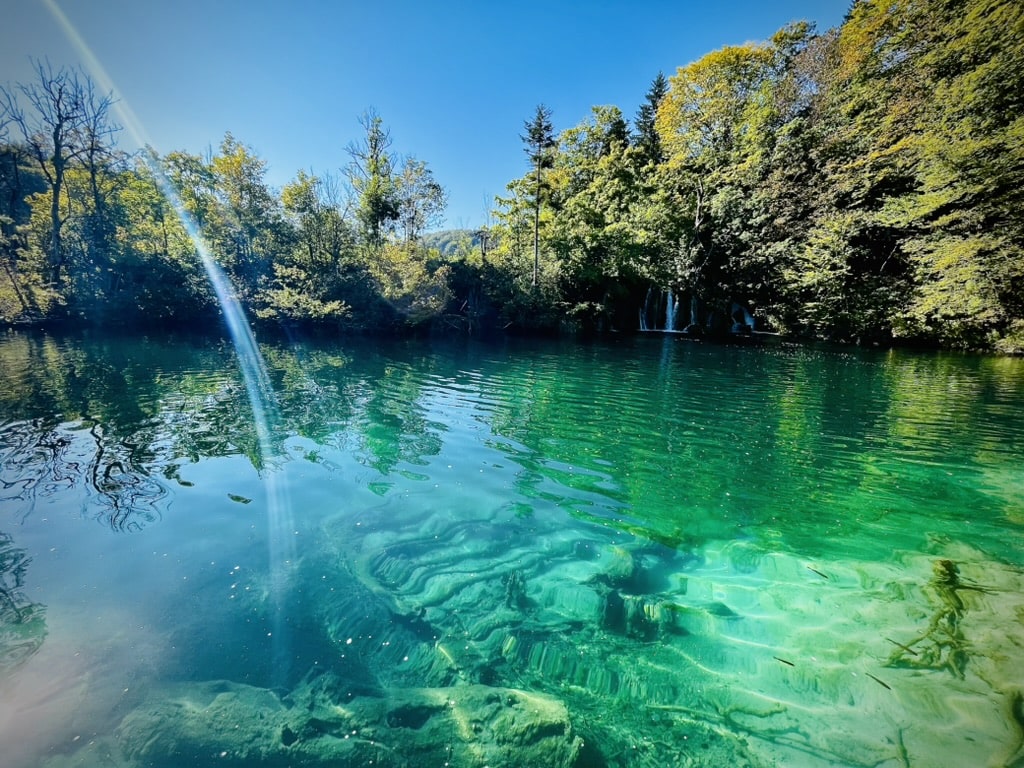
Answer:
533;163;541;287
50;131;64;287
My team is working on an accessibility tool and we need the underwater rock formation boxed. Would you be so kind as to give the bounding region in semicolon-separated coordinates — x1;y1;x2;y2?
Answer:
114;677;582;768
40;502;1024;768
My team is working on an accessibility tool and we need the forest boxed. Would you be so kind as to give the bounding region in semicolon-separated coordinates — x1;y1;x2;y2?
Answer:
1;0;1022;351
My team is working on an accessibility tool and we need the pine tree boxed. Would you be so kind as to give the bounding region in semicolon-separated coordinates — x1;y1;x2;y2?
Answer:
521;104;555;286
634;72;668;165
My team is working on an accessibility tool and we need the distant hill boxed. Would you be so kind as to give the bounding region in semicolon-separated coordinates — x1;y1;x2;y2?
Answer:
421;229;477;257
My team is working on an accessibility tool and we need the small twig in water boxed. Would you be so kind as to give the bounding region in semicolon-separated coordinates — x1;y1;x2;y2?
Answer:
866;672;892;691
886;637;919;656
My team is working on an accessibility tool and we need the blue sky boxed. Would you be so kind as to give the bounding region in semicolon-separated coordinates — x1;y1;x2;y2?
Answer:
1;0;851;230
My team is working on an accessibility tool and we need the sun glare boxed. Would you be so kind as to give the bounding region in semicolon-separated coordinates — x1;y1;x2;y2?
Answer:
41;0;297;685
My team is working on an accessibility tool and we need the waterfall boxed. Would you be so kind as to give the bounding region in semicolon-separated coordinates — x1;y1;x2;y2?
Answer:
639;286;653;331
730;302;755;334
638;287;688;332
742;305;755;328
665;288;679;332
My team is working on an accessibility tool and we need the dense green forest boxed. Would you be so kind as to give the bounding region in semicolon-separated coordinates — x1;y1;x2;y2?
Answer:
1;0;1022;350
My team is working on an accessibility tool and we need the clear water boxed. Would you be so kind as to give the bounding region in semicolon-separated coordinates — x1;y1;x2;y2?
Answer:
1;329;1023;767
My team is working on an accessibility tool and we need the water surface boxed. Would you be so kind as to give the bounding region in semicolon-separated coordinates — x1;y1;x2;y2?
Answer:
1;330;1023;767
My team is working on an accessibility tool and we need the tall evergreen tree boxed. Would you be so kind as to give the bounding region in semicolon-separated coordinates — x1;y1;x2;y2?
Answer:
521;104;556;286
634;72;668;165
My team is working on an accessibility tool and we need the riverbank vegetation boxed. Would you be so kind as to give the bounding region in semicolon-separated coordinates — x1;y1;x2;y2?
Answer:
1;0;1021;350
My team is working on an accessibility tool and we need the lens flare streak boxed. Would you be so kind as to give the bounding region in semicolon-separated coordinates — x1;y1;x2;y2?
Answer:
41;0;296;684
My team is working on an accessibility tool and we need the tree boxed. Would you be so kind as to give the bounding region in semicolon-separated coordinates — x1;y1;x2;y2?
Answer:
281;170;354;268
0;111;37;317
548;106;640;328
395;156;446;244
650;24;823;331
487;175;563;331
887;0;1024;349
0;60;116;287
78;77;123;264
655;41;777;309
260;169;359;324
208;132;285;296
163;149;216;228
346;110;399;248
633;72;668;165
522;104;556;286
111;160;215;323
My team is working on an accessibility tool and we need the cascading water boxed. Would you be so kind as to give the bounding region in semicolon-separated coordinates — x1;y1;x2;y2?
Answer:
730;302;756;333
640;286;683;332
639;286;653;331
44;0;295;685
665;288;679;332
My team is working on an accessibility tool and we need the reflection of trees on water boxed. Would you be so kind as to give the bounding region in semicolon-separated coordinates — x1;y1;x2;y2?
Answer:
478;341;1024;558
0;532;46;671
0;418;167;531
0;333;450;530
358;367;444;475
3;331;1024;544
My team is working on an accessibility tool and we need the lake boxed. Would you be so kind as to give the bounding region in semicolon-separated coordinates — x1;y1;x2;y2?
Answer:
1;328;1023;767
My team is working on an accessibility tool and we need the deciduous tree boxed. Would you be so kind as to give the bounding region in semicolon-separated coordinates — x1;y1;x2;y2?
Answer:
346;110;399;248
0;60;116;288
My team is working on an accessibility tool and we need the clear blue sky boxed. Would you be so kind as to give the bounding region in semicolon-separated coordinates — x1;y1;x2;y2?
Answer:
1;0;851;230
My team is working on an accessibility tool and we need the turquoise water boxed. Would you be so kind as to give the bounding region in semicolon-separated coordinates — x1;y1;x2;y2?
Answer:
1;329;1023;767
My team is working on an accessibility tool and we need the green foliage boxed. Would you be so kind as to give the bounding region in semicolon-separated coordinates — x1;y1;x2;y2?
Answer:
633;72;668;165
650;28;814;318
475;3;1021;349
207;133;288;298
370;242;453;326
2;4;1022;349
522;104;557;287
395;157;446;244
346;110;400;247
256;264;352;324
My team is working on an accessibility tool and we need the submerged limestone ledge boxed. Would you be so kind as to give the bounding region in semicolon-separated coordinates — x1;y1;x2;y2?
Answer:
110;677;582;768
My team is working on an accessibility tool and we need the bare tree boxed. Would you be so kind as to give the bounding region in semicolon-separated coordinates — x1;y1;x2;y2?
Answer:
0;59;117;286
79;75;122;256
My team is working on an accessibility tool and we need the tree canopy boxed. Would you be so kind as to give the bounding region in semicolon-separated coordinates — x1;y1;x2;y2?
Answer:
1;2;1021;351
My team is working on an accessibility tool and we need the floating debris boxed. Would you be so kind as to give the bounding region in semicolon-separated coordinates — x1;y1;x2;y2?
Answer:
885;637;918;656
865;672;892;691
